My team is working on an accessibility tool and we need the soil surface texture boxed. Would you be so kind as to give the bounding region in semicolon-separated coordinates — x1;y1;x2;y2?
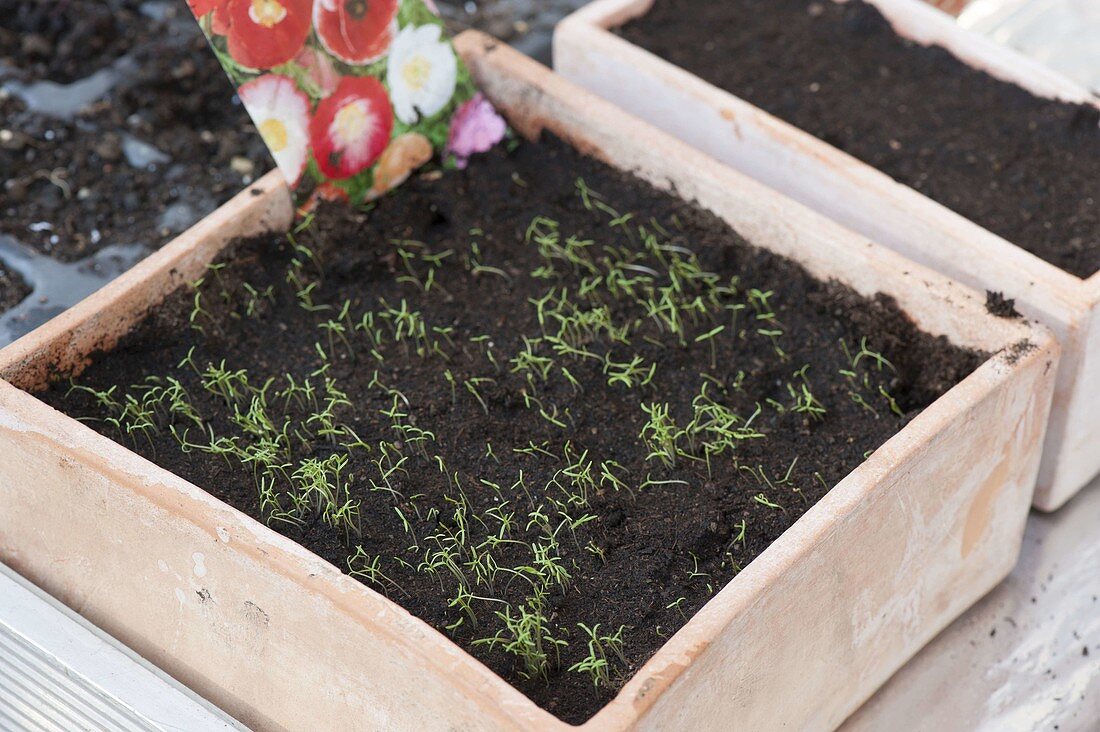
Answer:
986;290;1022;319
620;0;1100;279
0;0;272;262
0;262;29;312
48;137;984;723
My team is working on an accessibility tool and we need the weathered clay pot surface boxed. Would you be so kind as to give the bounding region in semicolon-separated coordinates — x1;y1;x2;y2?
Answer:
928;0;971;12
554;0;1100;512
0;33;1060;732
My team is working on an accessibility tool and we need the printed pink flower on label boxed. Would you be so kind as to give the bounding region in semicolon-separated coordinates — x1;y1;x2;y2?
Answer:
226;0;313;70
310;76;395;179
238;74;312;185
314;0;398;65
446;93;507;169
294;46;341;97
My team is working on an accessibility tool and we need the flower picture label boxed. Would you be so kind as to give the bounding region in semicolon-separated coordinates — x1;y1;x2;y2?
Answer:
186;0;505;204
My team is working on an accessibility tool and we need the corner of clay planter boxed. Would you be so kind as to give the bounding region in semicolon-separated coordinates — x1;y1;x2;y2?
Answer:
0;34;1061;732
925;0;970;14
553;0;1100;511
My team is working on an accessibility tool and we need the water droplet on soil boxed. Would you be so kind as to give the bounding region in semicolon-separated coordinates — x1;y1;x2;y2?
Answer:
121;134;170;169
1;56;137;120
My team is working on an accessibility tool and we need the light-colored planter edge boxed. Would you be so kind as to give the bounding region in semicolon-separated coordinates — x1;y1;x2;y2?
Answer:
0;33;1060;732
924;0;969;15
553;0;1100;511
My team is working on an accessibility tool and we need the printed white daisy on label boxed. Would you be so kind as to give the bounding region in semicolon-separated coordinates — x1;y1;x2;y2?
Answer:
238;74;311;185
386;24;458;125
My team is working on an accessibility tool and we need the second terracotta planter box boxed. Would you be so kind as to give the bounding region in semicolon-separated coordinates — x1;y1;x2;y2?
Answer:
554;0;1100;512
0;33;1058;732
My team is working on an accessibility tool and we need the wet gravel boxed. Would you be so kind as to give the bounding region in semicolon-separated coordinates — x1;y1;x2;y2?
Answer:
439;0;591;63
0;0;270;335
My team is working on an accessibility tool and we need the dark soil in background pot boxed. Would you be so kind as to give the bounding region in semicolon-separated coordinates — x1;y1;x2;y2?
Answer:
46;136;985;723
0;0;271;262
0;0;139;83
0;262;30;312
619;0;1100;279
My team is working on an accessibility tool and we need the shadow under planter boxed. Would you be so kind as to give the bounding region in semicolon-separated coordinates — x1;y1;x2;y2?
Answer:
0;33;1060;732
554;0;1100;512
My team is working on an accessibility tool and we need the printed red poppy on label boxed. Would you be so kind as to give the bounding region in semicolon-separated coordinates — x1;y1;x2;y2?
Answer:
315;0;399;65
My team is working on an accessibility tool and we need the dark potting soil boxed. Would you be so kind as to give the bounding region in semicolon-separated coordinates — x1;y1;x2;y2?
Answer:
0;0;142;83
986;290;1022;319
45;137;985;723
0;0;272;261
0;261;30;312
619;0;1100;279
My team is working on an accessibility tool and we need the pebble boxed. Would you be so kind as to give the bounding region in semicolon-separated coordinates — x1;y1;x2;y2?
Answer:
93;133;122;162
20;33;53;58
5;180;26;202
0;130;24;152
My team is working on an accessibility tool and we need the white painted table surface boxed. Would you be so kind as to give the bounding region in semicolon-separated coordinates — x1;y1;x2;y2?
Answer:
957;0;1100;93
0;561;245;732
844;475;1100;731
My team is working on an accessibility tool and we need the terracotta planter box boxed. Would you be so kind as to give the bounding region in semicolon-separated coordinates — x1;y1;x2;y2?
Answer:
0;33;1059;731
554;0;1100;512
925;0;970;13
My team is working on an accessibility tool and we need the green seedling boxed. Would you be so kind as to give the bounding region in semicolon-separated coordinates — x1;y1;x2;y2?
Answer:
568;623;627;689
473;592;567;681
347;547;406;596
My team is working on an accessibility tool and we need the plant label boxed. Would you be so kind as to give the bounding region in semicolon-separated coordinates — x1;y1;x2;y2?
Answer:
185;0;506;205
